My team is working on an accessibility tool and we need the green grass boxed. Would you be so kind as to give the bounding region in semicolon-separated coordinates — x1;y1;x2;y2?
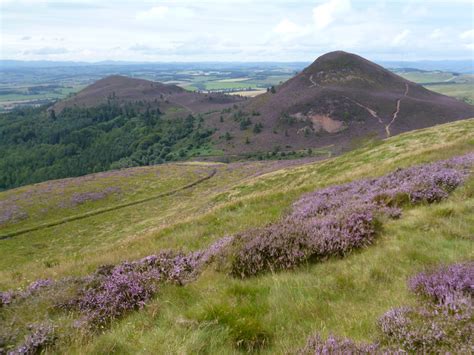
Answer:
425;83;474;104
0;119;473;353
0;85;85;103
396;71;474;104
397;71;457;83
204;82;260;91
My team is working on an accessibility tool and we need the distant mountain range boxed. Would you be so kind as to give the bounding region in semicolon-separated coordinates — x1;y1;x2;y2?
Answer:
1;58;473;73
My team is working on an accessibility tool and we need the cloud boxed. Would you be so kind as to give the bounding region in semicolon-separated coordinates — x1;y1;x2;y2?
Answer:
129;44;154;52
135;6;169;21
25;47;69;55
312;0;351;30
1;0;473;61
460;29;474;40
135;5;194;22
273;19;306;36
391;29;410;46
429;29;444;41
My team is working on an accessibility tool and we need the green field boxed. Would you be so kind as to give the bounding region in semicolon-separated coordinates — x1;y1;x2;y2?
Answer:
2;65;472;111
426;83;474;105
396;71;457;83
396;71;474;104
1;119;473;353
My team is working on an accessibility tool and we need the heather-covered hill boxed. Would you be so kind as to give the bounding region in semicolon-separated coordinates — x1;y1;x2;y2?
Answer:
213;51;474;154
2;52;474;191
53;75;242;113
0;119;473;353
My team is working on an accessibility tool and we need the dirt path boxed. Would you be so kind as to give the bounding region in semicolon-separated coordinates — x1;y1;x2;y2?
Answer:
0;169;217;240
341;95;384;124
385;83;409;137
309;74;321;88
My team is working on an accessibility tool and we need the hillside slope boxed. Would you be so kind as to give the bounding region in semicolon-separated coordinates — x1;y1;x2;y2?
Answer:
213;51;474;153
53;75;242;114
3;52;472;192
0;119;473;353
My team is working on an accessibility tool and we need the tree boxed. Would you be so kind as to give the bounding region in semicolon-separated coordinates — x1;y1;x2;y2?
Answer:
253;123;263;134
224;132;232;141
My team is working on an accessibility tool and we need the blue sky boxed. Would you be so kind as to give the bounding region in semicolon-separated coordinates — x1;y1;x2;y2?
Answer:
1;0;473;62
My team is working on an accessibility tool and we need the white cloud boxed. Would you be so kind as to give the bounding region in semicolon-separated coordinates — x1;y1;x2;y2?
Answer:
312;0;351;30
135;6;169;21
1;0;473;61
460;29;474;40
429;28;444;41
24;47;69;55
391;29;410;46
274;19;301;35
135;5;195;22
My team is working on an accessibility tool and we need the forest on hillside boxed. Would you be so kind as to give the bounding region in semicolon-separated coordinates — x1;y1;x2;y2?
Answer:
0;101;214;190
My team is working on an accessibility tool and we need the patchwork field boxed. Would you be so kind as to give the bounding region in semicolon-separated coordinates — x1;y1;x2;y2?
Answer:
1;118;473;353
396;70;474;104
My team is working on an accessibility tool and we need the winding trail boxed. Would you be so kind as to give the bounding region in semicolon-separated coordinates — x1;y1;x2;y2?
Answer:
309;74;383;124
385;83;409;137
0;169;217;240
308;74;410;137
309;74;321;88
341;95;384;124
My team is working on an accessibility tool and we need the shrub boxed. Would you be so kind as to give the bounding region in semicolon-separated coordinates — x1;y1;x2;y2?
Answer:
0;279;53;307
9;323;56;355
230;222;311;278
408;262;473;311
378;262;474;352
71;265;159;327
298;333;380;354
229;153;473;278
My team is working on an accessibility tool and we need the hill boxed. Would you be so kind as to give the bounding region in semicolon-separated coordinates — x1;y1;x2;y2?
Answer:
0;119;473;353
212;51;474;154
1;52;473;191
52;75;184;112
53;75;241;114
0;76;245;190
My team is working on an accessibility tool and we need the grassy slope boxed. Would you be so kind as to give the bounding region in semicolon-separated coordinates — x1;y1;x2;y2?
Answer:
397;72;474;104
1;119;473;353
427;83;474;105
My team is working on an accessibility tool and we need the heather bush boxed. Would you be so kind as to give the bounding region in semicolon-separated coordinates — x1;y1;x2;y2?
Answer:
61;238;233;328
0;203;28;226
229;153;473;278
409;262;473;312
298;333;381;354
230;221;311;277
70;265;159;327
378;262;474;352
0;279;53;307
8;323;56;355
70;186;121;206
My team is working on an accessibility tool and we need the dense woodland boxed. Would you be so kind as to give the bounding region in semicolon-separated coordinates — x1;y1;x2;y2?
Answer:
0;100;214;190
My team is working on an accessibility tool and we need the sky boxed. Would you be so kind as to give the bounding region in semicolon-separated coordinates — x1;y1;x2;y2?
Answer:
1;0;473;62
